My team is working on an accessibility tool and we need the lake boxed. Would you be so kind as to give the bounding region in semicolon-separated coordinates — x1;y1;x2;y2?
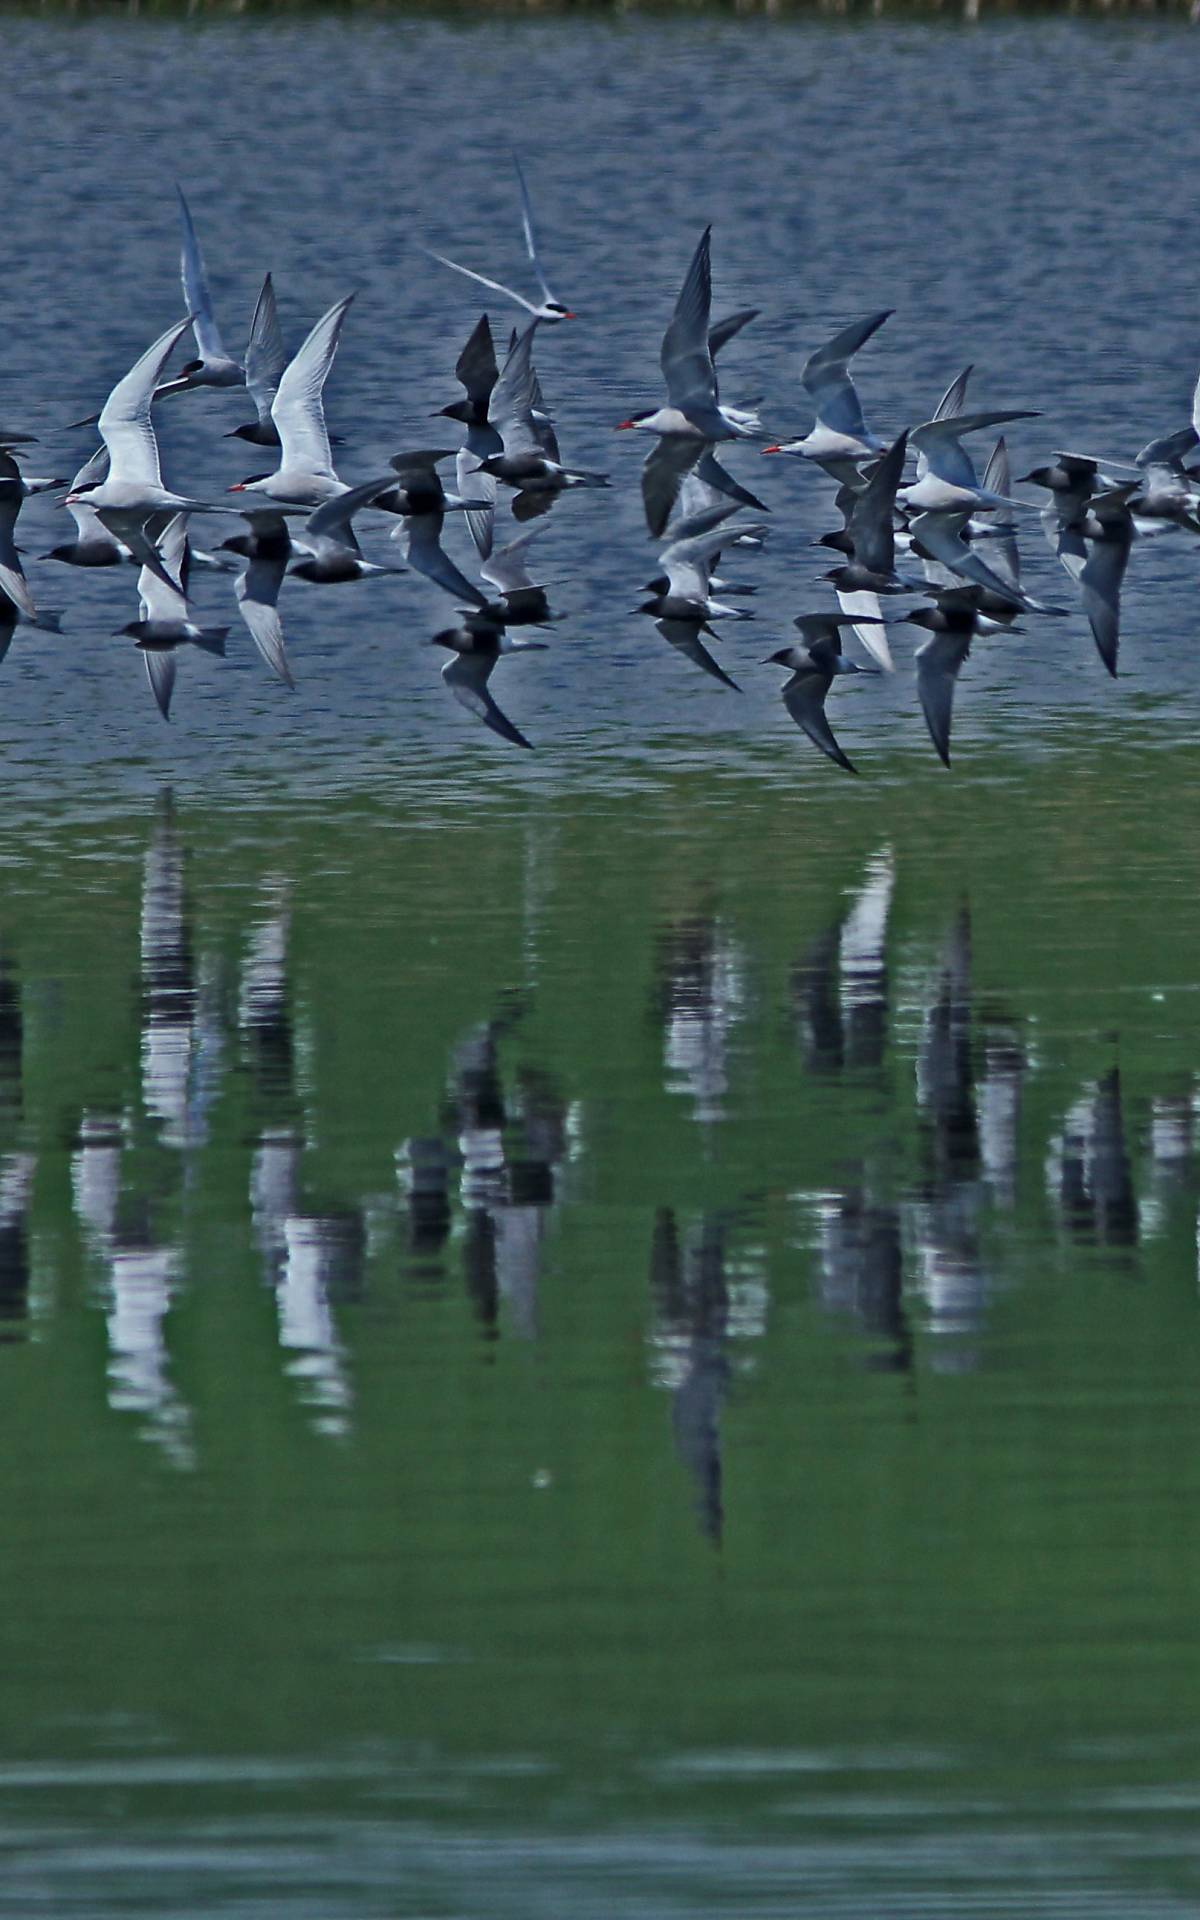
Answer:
3;8;1200;1915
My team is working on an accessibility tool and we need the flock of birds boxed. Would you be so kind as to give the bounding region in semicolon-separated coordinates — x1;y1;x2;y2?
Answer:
3;164;1197;768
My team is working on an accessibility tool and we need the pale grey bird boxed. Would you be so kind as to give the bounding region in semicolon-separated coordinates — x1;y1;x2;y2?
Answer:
762;310;892;481
64;317;226;595
422;154;577;325
154;187;246;396
901;411;1039;514
431;613;547;749
640;502;763;626
765;624;880;775
229;295;354;509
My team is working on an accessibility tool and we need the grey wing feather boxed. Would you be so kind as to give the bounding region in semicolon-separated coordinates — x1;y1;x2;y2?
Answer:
245;274;286;424
695;447;768;515
661;228;717;414
236;572;294;688
976;439;1020;590
442;651;534;748
849;430;907;574
480;528;543;594
306;474;396;543
271;294;354;476
932;365;972;422
100;316;192;489
643;435;705;539
406;515;488;609
143;648;176;722
708;308;759;359
455;315;499;410
802;310;891;438
177;185;228;366
1078;525;1132;676
915;633;971;767
513;154;555;306
782;670;857;773
489;321;543;460
835;588;893;672
655;617;740;691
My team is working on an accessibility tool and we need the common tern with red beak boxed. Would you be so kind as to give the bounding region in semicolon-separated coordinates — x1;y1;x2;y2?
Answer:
762;311;892;483
422;154;577;324
154;186;246;397
229;295;354;509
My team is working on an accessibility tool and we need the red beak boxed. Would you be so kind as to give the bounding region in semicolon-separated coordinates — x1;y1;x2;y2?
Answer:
761;445;782;455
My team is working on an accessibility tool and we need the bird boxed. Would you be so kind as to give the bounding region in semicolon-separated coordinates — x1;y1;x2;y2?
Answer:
226;274;288;447
617;228;761;537
289;480;407;585
421;154;577;325
115;514;229;720
478;527;553;626
42;449;130;568
901;410;1039;514
818;430;911;665
62;317;222;596
229;294;354;508
762;310;892;483
431;613;547;749
478;322;608;504
1077;487;1137;676
638;503;763;627
154;186;246;397
764;621;881;774
0;451;39;621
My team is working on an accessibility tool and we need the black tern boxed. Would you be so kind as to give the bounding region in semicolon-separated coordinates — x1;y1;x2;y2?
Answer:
765;622;881;775
431;613;547;749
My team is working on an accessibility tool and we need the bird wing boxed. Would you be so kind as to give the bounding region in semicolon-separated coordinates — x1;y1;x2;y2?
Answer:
137;515;191;623
782;668;857;773
65;446;111;537
143;647;177;721
99;315;192;488
642;435;705;540
834;587;893;672
909;510;1023;606
802;310;891;438
932;364;973;422
661;507;745;599
661;228;718;415
654;616;740;691
911;411;1039;488
915;632;972;767
305;474;396;546
489;321;544;460
245;273;286;425
422;246;539;319
513;153;556;307
235;570;294;688
455;314;499;410
406;514;488;608
177;185;229;366
849;429;907;575
975;438;1021;591
694;447;767;515
442;651;534;749
271;293;354;476
708;308;759;358
1078;515;1133;677
480;527;543;594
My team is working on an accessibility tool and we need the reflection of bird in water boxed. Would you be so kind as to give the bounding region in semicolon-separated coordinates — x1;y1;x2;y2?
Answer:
70;1120;193;1468
792;847;893;1076
810;1183;910;1374
139;795;223;1152
649;1209;729;1545
655;912;747;1128
909;907;987;1366
277;1210;364;1437
399;1003;569;1338
976;1023;1027;1209
1049;1066;1139;1249
0;1153;36;1342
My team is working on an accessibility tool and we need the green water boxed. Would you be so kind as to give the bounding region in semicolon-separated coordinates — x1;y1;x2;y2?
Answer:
2;741;1200;1913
